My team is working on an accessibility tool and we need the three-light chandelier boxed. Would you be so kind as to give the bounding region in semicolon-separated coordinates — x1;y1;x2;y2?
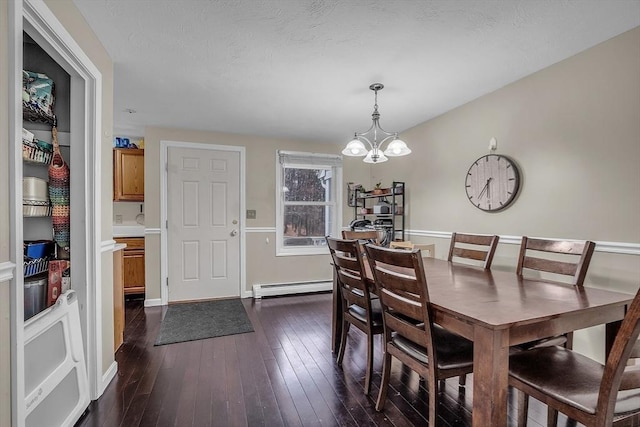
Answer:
342;83;411;163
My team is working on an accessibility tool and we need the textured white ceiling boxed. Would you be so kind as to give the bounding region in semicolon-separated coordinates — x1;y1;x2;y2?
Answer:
72;0;640;143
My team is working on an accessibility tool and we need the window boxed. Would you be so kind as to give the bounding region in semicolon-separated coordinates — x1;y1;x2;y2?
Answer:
276;151;342;256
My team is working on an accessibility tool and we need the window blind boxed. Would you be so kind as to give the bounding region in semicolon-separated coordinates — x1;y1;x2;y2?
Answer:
278;150;342;167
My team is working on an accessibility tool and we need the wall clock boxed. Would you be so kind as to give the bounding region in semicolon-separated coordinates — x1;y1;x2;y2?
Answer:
465;154;520;212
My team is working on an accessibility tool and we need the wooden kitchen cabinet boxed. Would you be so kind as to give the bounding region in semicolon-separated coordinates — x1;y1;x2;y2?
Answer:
113;148;144;201
114;237;145;295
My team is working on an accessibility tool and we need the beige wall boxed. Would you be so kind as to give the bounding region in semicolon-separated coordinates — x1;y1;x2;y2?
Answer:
374;27;640;361
143;126;370;298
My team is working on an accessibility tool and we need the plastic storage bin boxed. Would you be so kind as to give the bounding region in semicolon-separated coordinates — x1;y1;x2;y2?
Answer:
24;276;47;320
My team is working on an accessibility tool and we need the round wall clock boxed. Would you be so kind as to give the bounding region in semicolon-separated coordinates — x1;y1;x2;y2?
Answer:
465;154;520;212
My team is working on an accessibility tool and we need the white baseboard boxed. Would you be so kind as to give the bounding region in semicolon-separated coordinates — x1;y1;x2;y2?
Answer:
144;298;163;307
99;361;118;397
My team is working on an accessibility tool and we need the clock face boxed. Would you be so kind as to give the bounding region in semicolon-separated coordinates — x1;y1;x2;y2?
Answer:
465;154;520;212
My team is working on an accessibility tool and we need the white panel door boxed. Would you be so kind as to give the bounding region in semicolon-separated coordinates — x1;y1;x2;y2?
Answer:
167;146;241;302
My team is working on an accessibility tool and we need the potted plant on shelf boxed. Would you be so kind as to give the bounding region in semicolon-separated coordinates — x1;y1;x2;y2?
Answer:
373;182;384;195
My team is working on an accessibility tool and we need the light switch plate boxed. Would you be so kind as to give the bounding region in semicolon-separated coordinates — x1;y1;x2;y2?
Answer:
246;210;256;219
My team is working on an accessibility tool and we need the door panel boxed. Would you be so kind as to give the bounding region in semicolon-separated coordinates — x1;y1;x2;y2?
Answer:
167;146;241;302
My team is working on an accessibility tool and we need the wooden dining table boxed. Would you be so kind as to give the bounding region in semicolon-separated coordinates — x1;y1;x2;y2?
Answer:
331;256;634;427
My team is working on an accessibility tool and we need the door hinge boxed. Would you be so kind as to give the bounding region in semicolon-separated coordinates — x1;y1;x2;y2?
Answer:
166;277;169;287
165;162;168;172
166;220;168;229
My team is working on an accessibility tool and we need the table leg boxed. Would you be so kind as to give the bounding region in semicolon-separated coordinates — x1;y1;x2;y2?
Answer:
472;325;509;427
331;268;342;354
606;319;623;358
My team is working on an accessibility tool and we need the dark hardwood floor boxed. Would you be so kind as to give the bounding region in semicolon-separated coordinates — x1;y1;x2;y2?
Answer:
77;293;580;427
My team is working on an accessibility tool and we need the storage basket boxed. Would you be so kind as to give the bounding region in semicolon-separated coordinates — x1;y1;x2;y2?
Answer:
24;257;50;278
24;240;55;259
23;200;52;217
22;139;53;165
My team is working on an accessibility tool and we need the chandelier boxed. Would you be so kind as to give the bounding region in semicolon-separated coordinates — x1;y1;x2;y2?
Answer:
342;83;411;163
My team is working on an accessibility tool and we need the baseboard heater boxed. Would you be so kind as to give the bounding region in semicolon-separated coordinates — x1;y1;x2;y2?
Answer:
252;280;333;299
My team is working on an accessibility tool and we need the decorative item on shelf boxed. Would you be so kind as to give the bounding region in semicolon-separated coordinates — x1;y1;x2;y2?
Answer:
49;126;71;251
373;182;384;195
22;70;56;125
342;83;411;164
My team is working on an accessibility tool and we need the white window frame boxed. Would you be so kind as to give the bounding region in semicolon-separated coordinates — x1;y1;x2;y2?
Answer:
276;150;343;256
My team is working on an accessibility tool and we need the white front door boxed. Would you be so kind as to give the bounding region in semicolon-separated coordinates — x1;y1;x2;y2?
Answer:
167;146;241;302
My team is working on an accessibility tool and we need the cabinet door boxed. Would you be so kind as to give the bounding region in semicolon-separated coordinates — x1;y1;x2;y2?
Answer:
122;249;145;295
113;148;144;201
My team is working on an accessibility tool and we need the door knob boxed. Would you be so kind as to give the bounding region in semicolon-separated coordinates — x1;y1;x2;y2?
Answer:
230;229;238;237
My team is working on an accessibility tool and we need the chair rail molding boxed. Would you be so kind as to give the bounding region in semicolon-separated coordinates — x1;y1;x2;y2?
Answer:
0;262;17;283
246;227;277;233
407;230;640;256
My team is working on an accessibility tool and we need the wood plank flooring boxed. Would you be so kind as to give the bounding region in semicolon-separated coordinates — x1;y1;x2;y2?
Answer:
76;293;580;427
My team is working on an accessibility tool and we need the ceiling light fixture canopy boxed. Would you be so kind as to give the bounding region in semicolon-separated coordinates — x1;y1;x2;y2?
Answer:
342;83;411;164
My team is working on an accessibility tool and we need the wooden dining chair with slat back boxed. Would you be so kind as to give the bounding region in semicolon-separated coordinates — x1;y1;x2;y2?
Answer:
516;237;596;349
448;232;500;269
509;288;640;427
364;244;475;425
447;232;499;385
514;236;597;426
342;229;379;243
326;236;383;395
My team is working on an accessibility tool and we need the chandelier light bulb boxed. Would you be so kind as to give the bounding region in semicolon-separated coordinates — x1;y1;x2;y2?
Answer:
341;138;367;157
383;138;411;157
363;149;388;163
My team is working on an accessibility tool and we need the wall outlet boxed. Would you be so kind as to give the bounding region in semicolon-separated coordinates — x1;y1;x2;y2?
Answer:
246;210;256;219
115;215;123;224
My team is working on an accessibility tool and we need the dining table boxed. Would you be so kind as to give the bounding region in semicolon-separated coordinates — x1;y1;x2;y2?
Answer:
331;256;634;427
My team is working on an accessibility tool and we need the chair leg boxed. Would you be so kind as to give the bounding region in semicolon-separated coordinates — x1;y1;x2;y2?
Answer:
429;374;438;426
375;349;392;411
517;390;529;427
337;321;350;366
364;331;374;395
547;406;558;427
458;374;466;387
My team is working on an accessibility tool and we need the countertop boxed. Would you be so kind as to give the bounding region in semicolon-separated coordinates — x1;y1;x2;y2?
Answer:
113;225;145;238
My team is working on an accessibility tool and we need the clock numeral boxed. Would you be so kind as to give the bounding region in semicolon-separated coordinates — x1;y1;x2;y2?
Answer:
507;164;511;169
508;178;515;181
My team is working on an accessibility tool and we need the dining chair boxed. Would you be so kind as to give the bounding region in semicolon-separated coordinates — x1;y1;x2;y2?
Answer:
509;288;640;427
515;237;597;349
515;236;598;425
364;244;474;424
326;236;383;395
517;236;596;287
342;229;379;243
447;232;499;269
